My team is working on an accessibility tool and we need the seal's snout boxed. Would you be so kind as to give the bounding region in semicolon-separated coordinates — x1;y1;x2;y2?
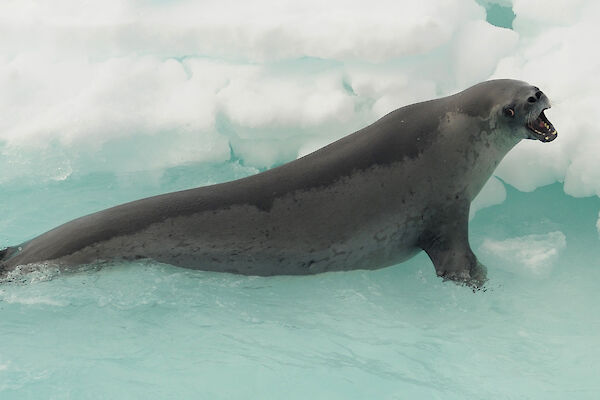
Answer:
527;109;557;142
525;89;557;142
527;90;546;104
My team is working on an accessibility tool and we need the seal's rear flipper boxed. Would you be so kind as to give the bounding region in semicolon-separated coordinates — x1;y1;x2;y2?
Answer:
0;246;23;279
0;247;9;278
0;246;17;267
0;247;8;262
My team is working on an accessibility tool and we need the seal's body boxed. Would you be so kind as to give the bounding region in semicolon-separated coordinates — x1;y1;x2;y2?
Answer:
0;80;556;286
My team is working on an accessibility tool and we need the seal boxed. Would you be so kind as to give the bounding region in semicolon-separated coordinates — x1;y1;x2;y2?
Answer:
0;79;557;287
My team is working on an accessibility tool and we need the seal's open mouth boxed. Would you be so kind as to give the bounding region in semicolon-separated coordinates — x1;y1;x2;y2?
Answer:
527;109;557;142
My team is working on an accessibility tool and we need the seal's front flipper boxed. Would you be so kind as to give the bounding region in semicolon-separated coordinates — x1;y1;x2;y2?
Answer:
420;206;487;288
423;241;487;288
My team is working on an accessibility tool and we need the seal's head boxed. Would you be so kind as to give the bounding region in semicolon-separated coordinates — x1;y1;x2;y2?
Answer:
457;79;558;143
500;81;557;143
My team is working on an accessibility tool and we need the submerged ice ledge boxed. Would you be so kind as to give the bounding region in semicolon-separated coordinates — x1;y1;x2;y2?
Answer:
480;231;566;276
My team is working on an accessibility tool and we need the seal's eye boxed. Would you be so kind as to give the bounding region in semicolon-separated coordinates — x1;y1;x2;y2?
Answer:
504;107;515;118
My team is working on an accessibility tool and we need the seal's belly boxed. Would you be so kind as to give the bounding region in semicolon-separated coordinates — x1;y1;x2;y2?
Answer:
144;229;423;276
65;204;424;275
49;197;425;275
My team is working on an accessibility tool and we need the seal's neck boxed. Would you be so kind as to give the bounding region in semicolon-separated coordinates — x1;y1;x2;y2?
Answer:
464;127;522;200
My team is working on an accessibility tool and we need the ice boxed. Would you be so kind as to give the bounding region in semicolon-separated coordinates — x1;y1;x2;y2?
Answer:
479;231;566;275
492;0;600;196
2;0;597;195
0;0;520;175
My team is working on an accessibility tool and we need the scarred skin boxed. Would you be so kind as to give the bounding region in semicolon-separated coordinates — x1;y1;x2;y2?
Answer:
0;79;556;287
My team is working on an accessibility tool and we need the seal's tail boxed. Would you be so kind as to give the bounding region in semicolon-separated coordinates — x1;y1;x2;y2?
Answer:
0;247;8;277
0;246;15;267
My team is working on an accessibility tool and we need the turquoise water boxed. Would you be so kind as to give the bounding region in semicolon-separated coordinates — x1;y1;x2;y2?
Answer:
1;164;599;399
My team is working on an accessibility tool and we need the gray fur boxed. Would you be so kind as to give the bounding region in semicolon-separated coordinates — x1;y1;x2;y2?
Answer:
0;79;555;286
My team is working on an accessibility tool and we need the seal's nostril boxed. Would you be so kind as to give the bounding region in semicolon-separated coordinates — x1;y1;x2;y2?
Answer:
528;96;536;103
535;91;542;99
